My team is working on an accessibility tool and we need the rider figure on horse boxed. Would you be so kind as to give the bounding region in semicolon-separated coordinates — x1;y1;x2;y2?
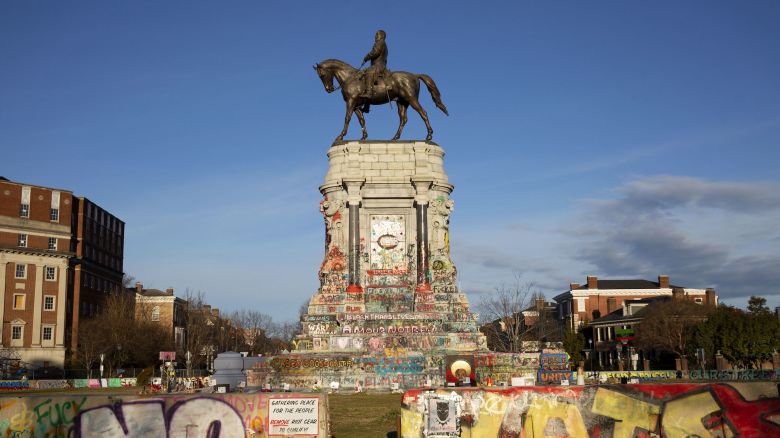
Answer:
361;30;388;112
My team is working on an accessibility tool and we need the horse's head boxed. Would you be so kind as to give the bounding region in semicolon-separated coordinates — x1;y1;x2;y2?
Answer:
314;62;336;93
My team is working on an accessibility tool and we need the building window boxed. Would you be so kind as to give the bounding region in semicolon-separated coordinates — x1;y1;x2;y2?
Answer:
151;306;160;321
18;234;27;248
45;267;56;281
50;208;59;222
48;237;57;250
15;264;26;279
20;204;29;218
13;294;26;310
42;326;53;341
44;295;56;311
694;297;703;304
12;326;23;340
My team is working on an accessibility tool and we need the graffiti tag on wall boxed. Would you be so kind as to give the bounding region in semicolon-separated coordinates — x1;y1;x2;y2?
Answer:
401;383;780;437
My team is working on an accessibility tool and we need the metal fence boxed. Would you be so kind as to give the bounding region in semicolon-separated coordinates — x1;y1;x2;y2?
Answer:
8;368;211;380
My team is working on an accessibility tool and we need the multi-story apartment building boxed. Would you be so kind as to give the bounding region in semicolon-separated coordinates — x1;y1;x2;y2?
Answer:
68;197;125;352
0;178;74;368
0;177;125;368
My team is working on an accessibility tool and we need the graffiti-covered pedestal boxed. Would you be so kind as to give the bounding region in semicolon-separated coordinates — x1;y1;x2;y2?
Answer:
250;141;487;390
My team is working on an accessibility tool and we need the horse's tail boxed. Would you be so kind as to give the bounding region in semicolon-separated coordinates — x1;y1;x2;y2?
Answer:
417;74;449;116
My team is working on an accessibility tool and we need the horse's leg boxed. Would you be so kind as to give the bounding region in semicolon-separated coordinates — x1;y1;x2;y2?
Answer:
354;108;368;140
391;103;408;140
335;100;355;142
408;98;433;141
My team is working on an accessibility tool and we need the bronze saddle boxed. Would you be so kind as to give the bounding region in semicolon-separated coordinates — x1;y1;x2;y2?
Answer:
358;69;392;112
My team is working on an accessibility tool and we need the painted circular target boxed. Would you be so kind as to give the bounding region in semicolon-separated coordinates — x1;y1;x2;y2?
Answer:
450;360;471;378
377;234;399;249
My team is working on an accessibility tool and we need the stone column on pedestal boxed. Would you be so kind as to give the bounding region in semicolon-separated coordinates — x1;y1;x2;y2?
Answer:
415;203;431;292
343;178;365;293
412;178;433;293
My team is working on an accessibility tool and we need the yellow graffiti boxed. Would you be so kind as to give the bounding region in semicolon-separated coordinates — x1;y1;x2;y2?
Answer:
468;392;505;436
592;388;660;436
661;391;734;438
522;396;588;437
9;403;35;432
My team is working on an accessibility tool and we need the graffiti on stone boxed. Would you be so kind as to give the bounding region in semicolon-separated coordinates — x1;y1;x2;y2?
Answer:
401;383;780;437
0;393;328;438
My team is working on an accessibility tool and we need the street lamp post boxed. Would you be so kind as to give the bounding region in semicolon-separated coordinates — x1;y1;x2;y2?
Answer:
588;339;593;371
117;344;122;377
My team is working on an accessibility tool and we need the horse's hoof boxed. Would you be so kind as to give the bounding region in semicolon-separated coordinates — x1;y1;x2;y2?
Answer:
361;134;368;140
426;134;433;141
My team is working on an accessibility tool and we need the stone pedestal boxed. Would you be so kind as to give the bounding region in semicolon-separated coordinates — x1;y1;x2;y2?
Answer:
297;141;486;354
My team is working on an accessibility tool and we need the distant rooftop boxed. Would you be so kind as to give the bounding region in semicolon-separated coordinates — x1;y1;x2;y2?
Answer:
573;279;682;290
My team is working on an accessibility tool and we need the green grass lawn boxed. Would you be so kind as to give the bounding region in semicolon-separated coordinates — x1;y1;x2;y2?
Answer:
328;392;402;438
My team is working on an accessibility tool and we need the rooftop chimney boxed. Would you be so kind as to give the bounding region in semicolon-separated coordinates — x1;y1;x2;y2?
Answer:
587;276;598;290
658;275;670;289
135;282;143;293
535;299;545;311
705;288;717;307
166;287;174;296
570;282;580;291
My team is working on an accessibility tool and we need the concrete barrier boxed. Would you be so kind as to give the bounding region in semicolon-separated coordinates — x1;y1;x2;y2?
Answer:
0;392;328;437
401;383;780;437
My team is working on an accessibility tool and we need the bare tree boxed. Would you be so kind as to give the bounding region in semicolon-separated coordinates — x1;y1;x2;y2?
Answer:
477;279;538;352
228;309;275;355
74;318;103;377
0;347;23;379
635;298;711;359
75;280;174;374
183;290;217;368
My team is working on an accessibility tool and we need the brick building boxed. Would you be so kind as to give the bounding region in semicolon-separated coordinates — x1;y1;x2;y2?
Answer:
1;178;73;368
133;283;187;352
0;177;124;368
68;197;125;353
554;275;715;332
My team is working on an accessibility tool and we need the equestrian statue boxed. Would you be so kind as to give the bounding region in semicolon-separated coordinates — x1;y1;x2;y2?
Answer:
315;30;449;143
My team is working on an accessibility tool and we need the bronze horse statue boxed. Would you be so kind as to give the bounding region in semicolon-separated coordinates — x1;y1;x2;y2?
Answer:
314;59;449;142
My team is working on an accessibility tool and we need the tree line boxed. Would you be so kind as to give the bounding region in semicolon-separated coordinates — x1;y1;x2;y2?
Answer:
74;280;299;375
636;296;780;369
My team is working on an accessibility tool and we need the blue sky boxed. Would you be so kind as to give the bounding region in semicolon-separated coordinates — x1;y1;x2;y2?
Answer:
2;1;779;321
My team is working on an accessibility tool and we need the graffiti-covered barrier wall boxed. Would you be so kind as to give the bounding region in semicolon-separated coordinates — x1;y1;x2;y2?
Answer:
0;392;328;438
400;383;780;437
246;352;541;391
